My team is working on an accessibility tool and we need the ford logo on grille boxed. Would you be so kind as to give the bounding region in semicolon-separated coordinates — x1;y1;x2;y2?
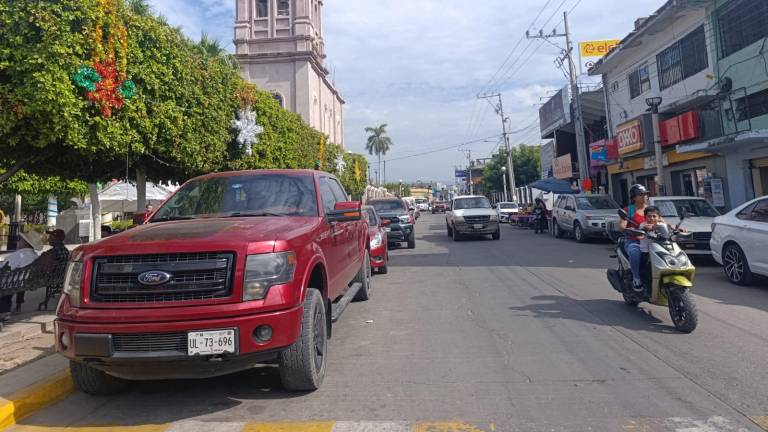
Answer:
137;271;172;286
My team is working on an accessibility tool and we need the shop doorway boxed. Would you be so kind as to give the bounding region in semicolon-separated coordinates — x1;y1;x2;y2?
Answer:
673;168;709;197
752;158;768;197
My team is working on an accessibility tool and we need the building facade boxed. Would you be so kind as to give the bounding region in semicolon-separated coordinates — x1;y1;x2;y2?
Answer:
234;0;345;146
590;1;733;209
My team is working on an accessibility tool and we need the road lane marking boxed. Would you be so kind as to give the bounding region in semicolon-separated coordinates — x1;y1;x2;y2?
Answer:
0;371;73;430
332;422;410;432
750;416;768;431
411;423;490;432
242;422;335;432
7;426;167;432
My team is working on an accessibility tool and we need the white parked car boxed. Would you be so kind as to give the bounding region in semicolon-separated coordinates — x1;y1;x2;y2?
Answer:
493;202;519;222
710;196;768;285
446;195;501;241
649;196;720;255
415;198;429;212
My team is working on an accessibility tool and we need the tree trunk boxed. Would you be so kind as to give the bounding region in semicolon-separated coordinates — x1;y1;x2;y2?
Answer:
0;155;35;185
13;194;22;222
136;168;147;214
89;183;102;241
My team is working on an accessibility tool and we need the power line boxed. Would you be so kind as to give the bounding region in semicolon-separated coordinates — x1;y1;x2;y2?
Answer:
384;135;502;163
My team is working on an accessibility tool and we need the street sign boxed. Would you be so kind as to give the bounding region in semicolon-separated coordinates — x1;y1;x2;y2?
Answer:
455;169;467;178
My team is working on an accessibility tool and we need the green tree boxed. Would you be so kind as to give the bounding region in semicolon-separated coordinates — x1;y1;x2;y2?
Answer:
364;124;393;185
382;182;410;198
481;145;541;194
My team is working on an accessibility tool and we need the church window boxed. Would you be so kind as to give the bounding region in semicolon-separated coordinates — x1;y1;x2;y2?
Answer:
256;0;269;18
277;0;290;17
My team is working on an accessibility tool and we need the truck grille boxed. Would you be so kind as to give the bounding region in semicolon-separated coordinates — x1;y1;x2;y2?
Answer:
464;215;491;224
113;332;187;353
91;252;235;303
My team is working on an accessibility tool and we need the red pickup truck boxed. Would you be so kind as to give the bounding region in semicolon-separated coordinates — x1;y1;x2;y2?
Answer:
56;170;372;394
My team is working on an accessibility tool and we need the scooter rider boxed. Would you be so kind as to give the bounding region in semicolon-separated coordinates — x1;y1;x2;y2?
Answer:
619;184;649;292
533;198;547;234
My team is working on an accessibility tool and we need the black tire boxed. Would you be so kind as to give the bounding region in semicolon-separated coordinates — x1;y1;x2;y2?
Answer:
723;244;754;286
407;232;416;249
279;288;327;391
378;265;388;275
667;288;698;333
70;361;128;396
353;250;372;301
452;226;461;242
492;229;501;240
553;220;564;238
574;223;586;243
447;223;453;237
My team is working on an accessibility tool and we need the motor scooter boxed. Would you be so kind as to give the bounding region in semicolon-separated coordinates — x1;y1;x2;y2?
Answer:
606;209;699;333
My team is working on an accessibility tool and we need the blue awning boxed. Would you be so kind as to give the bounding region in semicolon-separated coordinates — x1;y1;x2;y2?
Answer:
529;178;581;194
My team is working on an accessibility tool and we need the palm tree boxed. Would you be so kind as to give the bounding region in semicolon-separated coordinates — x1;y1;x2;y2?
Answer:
364;124;393;185
198;32;238;69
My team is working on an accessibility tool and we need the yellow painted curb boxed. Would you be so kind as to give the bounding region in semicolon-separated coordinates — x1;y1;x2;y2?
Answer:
0;370;73;430
243;422;335;432
751;416;768;431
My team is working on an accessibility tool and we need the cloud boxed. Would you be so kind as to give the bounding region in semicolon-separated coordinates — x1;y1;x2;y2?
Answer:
145;0;666;182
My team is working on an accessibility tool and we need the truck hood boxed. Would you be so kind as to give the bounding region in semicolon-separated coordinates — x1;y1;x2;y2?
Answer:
87;217;319;255
580;209;620;218
453;208;495;217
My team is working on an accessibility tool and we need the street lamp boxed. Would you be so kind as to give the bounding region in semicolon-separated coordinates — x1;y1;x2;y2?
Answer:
501;166;508;202
645;96;664;196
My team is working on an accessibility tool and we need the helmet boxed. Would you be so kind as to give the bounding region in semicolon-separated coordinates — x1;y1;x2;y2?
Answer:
629;184;648;199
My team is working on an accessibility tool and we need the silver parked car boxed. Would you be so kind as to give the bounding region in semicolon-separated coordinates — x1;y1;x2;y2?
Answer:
552;194;621;243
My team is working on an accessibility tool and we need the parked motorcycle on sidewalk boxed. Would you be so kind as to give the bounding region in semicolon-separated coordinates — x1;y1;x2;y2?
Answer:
606;209;699;333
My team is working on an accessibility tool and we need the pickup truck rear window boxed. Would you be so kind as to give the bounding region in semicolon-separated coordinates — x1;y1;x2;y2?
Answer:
370;200;406;212
152;174;319;220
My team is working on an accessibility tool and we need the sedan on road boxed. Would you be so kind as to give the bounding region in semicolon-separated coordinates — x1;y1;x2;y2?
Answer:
363;205;389;274
711;195;768;285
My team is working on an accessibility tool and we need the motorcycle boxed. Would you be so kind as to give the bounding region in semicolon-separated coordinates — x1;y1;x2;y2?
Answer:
533;207;547;234
606;209;699;333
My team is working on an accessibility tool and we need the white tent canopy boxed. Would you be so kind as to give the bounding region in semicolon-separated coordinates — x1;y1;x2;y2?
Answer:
97;181;175;213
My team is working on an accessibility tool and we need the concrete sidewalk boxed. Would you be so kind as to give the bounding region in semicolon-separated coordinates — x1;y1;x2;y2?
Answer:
1;288;57;376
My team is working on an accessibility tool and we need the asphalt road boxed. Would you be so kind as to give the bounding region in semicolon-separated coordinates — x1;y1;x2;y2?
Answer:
10;214;768;431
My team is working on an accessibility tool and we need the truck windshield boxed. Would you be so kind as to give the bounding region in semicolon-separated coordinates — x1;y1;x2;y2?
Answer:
454;198;491;210
152;174;318;221
655;199;720;218
370;200;405;212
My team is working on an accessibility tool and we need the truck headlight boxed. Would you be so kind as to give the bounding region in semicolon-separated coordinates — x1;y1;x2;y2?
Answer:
243;252;296;301
62;260;84;308
454;216;464;223
370;233;383;248
490;214;499;221
585;216;605;221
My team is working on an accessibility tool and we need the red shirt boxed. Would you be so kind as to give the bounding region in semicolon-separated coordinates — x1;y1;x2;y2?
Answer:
624;206;645;240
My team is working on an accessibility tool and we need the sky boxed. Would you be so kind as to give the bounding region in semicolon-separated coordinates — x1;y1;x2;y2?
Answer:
146;0;665;184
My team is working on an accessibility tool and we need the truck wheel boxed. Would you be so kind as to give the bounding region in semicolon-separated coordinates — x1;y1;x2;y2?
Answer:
407;232;416;249
553;220;563;238
452;225;462;241
353;250;372;301
70;361;128;396
279;288;327;391
668;288;698;333
447;223;453;237
492;229;501;240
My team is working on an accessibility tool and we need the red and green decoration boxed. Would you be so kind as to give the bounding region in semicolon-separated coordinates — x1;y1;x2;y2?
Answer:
71;0;136;118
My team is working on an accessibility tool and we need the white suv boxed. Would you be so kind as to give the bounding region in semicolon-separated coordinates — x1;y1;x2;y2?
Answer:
711;196;768;285
446;196;500;241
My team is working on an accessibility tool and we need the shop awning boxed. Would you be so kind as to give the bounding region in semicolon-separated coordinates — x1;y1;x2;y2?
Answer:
529;178;581;194
676;129;768;154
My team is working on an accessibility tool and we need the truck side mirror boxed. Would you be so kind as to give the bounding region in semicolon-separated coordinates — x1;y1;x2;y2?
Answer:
328;202;362;223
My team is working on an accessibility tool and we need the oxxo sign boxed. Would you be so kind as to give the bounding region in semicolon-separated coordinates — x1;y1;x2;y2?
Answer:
616;119;644;155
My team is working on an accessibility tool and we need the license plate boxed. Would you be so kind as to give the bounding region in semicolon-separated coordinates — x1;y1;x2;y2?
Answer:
188;329;236;356
384;227;391;232
473;224;484;229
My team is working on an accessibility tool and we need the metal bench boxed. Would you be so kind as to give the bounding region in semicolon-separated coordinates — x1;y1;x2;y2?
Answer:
0;245;70;323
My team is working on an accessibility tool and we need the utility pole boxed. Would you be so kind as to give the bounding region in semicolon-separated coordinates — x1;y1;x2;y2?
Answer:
460;149;474;195
526;11;590;187
478;93;517;202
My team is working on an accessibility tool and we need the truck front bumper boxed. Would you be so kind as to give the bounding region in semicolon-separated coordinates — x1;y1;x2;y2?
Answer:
55;305;303;380
455;221;500;235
